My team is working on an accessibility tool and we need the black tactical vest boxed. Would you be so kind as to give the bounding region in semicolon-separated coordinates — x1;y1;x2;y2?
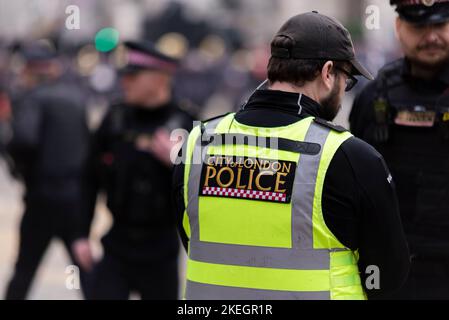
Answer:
373;59;449;257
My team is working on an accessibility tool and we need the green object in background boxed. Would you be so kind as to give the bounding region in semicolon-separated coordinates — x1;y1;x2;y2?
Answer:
95;28;120;52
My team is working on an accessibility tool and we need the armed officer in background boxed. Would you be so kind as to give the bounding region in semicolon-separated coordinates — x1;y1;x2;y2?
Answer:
350;0;449;299
3;42;91;299
76;41;193;300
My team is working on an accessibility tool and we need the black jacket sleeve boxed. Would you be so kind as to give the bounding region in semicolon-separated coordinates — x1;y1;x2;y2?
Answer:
7;93;43;171
74;109;115;240
172;109;195;252
77;133;101;239
323;137;410;299
173;161;189;251
173;130;190;252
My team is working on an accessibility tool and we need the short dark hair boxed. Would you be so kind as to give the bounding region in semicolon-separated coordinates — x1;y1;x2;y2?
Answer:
267;35;346;86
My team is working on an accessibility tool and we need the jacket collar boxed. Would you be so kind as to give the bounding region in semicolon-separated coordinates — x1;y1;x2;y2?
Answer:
242;89;322;118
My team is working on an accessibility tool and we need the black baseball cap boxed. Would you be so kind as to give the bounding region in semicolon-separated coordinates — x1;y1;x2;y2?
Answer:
271;11;373;80
120;40;179;74
391;0;449;25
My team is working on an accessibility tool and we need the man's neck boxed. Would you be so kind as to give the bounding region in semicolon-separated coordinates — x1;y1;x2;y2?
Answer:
141;89;172;109
268;82;320;102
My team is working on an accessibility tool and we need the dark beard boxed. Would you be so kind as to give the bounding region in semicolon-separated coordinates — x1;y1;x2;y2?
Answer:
409;53;449;67
407;55;449;78
319;80;342;121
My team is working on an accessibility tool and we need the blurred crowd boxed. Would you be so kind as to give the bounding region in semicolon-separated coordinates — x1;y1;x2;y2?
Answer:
0;1;273;129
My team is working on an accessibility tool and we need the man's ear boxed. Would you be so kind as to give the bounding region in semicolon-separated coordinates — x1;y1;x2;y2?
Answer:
321;61;335;91
395;16;401;41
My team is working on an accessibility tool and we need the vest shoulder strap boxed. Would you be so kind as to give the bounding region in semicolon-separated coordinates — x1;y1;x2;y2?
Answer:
199;113;233;145
313;118;347;133
202;112;232;125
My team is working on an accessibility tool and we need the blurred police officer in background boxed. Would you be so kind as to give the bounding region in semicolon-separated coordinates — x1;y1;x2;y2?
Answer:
77;41;193;300
350;0;449;299
3;42;92;299
174;12;410;300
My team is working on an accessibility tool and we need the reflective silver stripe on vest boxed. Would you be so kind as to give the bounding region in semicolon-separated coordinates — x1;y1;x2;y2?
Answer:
186;281;330;300
292;122;331;250
189;241;330;270
187;118;223;241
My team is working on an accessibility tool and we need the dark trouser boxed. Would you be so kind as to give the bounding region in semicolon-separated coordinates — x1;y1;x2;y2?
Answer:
387;257;449;300
4;197;90;300
89;251;179;300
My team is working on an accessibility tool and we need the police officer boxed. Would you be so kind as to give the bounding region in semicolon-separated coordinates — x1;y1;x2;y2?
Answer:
350;0;449;299
173;12;410;300
80;41;193;300
4;42;91;299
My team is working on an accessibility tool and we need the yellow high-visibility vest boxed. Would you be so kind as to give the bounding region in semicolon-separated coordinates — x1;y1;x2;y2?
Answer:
182;113;366;300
